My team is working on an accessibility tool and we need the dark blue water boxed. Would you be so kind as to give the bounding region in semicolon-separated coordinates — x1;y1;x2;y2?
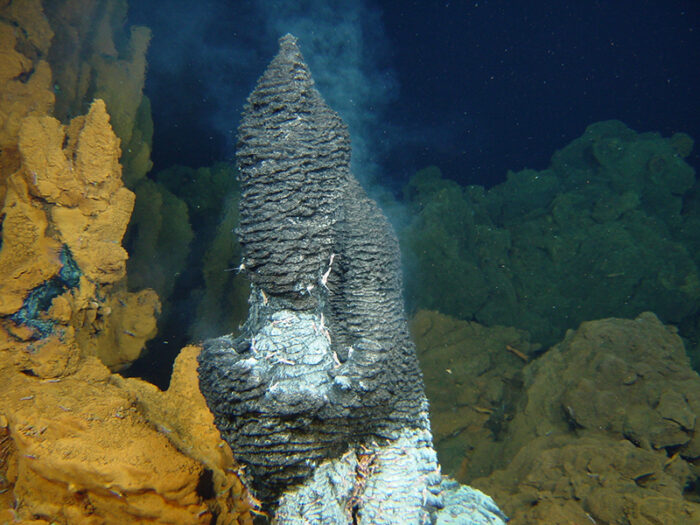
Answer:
129;0;699;189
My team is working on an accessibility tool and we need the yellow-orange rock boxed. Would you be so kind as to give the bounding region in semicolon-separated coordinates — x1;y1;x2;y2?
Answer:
0;5;255;523
46;0;153;188
20;99;134;283
1;356;198;523
1;0;53;57
0;340;255;524
0;1;161;372
0;322;81;380
115;346;258;523
0;4;54;153
0;175;63;316
1;99;132;317
0;69;251;522
73;284;160;371
0;97;158;371
0;0;55;208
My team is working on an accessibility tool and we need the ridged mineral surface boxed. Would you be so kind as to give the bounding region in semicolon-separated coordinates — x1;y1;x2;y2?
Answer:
198;34;507;525
200;32;431;497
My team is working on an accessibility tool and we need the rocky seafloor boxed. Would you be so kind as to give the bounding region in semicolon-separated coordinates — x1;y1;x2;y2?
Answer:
1;1;699;524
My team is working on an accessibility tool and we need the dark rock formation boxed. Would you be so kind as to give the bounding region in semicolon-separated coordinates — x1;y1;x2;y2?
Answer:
199;33;429;502
197;34;506;524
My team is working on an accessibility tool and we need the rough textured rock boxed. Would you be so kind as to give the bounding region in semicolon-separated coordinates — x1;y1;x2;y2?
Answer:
415;309;700;524
0;99;159;371
495;312;700;465
0;1;54;156
0;9;261;519
0;355;207;523
0;341;258;524
22;100;134;283
410;310;535;478
478;435;700;525
0;1;161;372
200;33;429;497
115;346;261;524
45;0;153;187
198;35;506;524
402;121;699;348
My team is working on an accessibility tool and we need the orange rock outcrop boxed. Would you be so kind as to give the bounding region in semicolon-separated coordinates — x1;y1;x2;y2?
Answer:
0;3;255;523
46;0;154;187
114;347;259;522
0;0;55;206
0;0;54;154
0;345;255;524
0;99;159;372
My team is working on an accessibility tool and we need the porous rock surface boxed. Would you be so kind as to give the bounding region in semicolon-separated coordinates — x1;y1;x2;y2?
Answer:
0;6;257;521
0;98;159;372
413;309;700;524
0;345;258;525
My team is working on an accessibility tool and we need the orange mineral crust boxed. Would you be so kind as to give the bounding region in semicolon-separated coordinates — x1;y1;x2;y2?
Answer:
0;175;63;317
0;345;255;524
0;3;254;522
0;12;54;153
19;99;134;284
0;87;253;521
114;346;258;523
0;354;207;524
0;99;159;371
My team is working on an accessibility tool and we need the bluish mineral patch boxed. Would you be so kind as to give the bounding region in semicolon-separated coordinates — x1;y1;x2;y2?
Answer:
10;245;82;338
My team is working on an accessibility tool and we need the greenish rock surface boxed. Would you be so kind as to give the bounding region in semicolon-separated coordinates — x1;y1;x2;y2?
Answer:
124;162;249;356
152;162;247;340
410;309;534;477
412;309;700;524
126;178;193;305
192;190;249;340
402;121;699;347
46;0;153;188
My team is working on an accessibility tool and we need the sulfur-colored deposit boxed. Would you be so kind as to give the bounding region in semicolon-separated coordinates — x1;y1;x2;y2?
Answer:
0;343;257;524
0;97;159;373
0;2;254;523
2;355;207;523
